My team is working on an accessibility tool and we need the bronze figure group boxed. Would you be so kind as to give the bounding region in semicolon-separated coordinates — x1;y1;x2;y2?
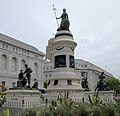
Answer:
17;64;37;89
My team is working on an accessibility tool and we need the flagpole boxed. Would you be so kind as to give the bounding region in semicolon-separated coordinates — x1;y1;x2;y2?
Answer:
52;4;59;28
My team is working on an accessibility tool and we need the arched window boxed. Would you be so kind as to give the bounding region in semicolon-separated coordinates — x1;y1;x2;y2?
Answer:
12;57;17;72
34;63;38;75
1;55;7;70
21;60;26;70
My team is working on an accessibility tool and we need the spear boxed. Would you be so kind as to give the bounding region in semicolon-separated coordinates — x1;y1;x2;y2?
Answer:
52;4;59;28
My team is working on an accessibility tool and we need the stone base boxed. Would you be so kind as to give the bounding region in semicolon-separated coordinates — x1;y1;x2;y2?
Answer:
3;89;41;108
84;91;115;103
46;88;84;103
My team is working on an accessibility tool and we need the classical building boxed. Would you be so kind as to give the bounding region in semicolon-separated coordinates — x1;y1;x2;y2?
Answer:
0;33;44;89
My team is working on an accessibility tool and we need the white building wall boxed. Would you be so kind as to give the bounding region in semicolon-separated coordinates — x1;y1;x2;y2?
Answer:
0;33;44;89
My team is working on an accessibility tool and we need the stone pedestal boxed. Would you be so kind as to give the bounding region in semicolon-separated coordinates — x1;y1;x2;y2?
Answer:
46;89;84;103
84;91;115;103
3;89;41;108
46;31;84;102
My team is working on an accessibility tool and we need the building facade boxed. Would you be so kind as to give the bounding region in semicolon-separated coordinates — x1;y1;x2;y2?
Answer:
0;33;44;89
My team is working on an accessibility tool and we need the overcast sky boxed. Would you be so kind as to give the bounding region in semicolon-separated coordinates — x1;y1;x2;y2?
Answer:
0;0;120;78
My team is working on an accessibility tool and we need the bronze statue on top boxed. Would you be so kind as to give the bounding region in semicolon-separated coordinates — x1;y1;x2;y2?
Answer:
56;8;70;31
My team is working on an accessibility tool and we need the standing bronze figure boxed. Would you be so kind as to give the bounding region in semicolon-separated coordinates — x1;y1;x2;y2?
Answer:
56;8;70;31
24;64;32;87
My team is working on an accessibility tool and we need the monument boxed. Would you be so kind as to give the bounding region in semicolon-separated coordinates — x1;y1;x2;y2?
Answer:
46;8;84;103
46;7;114;103
3;64;41;109
3;8;115;113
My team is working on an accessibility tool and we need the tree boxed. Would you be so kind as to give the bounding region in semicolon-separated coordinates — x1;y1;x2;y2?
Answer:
107;77;120;94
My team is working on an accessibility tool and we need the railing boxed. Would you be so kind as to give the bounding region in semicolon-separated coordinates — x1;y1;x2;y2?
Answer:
2;101;46;108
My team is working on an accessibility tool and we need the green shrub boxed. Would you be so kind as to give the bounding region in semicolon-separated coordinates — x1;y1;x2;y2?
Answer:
76;104;91;116
91;106;102;116
20;91;120;116
100;104;118;116
21;108;37;116
0;92;6;107
116;103;120;115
